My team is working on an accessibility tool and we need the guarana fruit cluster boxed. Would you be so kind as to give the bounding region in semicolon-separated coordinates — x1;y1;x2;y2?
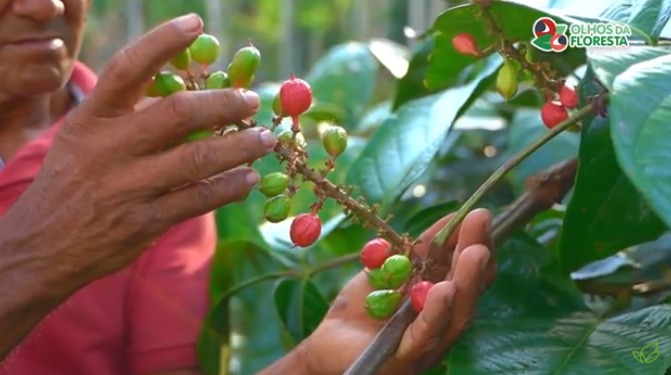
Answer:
360;238;435;318
146;30;433;320
451;32;580;130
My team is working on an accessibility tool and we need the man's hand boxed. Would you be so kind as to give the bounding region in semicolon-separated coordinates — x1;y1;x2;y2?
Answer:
1;13;274;282
0;13;274;359
301;208;495;375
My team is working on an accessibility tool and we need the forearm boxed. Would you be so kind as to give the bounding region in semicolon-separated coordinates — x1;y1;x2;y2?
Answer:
257;341;313;375
0;223;86;361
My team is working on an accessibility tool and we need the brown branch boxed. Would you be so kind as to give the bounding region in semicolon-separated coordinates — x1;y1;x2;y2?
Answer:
274;143;413;253
343;157;579;375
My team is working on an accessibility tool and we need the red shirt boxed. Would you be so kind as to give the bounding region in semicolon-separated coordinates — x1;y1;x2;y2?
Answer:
0;62;214;375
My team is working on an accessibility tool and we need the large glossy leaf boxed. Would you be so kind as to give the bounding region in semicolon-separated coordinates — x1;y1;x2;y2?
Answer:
559;62;666;273
600;0;671;40
198;241;289;375
345;55;502;212
432;233;671;374
392;38;441;110
505;108;580;193
273;278;330;343
586;48;671;229
305;42;379;128
426;1;587;90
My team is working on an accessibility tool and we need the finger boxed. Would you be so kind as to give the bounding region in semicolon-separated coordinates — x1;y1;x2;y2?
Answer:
447;208;493;280
152;167;260;224
395;281;456;361
144;128;275;192
129;89;260;154
442;244;490;345
85;14;203;115
412;213;457;258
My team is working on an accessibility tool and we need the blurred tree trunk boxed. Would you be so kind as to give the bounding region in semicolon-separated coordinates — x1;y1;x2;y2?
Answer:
125;0;144;43
388;0;408;44
280;0;295;78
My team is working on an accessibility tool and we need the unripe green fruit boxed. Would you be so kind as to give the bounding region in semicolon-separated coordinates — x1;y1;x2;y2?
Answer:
366;268;390;289
322;126;348;158
206;71;231;89
145;77;161;97
184;129;213;141
154;72;186;97
189;34;221;66
272;93;287;117
228;43;261;88
277;130;307;149
263;194;291;223
496;59;518;102
365;290;402;319
169;48;191;71
381;255;412;289
259;172;290;197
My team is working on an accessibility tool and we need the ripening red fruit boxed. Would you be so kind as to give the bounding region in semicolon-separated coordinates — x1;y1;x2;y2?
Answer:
452;33;481;57
289;214;322;247
410;281;434;312
559;84;579;109
360;238;392;269
279;74;313;131
540;101;569;129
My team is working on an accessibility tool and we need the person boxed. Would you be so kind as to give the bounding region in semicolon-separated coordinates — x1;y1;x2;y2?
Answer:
0;2;495;375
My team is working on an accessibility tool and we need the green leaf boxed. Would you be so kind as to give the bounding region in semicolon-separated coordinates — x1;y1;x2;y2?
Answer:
559;54;667;274
199;241;289;375
272;278;330;343
346;55;502;212
305;42;379;128
505;108;580;193
444;305;671;374
403;200;460;238
600;0;671;39
392;38;441;109
436;233;671;374
427;1;586;90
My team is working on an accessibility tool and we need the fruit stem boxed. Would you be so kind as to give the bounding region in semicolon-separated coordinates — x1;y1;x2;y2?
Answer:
429;100;600;250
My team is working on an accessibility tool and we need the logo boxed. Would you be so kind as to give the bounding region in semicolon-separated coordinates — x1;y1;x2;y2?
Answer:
632;341;660;364
530;17;631;53
531;17;568;53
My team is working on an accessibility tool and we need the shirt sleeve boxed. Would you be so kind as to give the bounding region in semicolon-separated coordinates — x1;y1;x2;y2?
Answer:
126;213;216;375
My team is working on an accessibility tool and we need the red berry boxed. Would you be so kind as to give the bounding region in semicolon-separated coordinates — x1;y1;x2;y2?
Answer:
452;33;481;57
289;214;322;247
279;74;313;129
540;101;568;129
410;281;434;312
360;238;392;269
559;84;579;109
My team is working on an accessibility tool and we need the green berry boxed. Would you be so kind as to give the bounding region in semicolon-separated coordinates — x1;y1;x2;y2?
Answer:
381;255;412;289
263;195;291;223
365;290;402;319
206;71;231;89
496;58;518;102
228;43;261;88
272;93;286;117
277;130;307;149
259;172;290;198
154;72;186;97
184;129;213;141
322;125;348;157
189;34;221;66
169;48;191;71
145;77;161;97
366;268;390;289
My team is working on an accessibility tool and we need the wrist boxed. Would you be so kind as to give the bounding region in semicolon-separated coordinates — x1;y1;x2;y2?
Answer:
257;339;314;375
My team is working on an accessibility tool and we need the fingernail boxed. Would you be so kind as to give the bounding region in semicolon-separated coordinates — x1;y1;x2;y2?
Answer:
174;13;202;33
243;90;260;109
246;170;260;186
259;129;276;148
